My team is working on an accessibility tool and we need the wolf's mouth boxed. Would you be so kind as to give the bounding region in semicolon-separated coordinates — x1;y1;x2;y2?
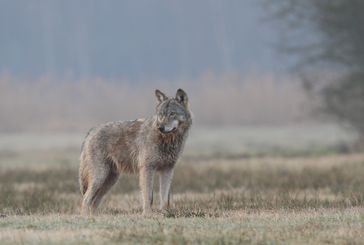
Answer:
158;120;179;134
159;127;177;134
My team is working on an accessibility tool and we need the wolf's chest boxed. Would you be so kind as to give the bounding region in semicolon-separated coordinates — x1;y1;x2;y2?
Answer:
159;142;180;156
156;141;182;164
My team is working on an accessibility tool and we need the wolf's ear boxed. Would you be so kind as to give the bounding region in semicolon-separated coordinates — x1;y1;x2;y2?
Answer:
155;89;168;103
176;88;188;107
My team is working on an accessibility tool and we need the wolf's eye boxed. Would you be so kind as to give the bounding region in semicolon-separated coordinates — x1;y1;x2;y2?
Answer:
170;112;176;117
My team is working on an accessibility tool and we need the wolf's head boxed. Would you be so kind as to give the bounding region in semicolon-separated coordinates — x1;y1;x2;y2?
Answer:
154;89;192;134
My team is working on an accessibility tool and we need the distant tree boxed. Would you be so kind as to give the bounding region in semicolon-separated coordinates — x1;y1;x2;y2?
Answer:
265;0;364;144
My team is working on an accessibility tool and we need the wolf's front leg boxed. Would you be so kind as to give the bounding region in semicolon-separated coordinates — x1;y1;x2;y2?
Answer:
159;168;174;210
139;166;155;215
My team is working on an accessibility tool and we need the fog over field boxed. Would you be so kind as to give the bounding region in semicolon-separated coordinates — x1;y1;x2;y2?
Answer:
0;73;314;132
0;0;283;80
1;1;363;244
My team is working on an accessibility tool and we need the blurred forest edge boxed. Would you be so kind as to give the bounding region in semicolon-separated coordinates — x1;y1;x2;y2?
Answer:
264;0;364;145
0;72;313;132
0;1;278;79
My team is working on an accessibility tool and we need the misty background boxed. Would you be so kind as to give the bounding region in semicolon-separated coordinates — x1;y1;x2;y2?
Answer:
0;0;285;79
3;0;362;151
1;0;317;133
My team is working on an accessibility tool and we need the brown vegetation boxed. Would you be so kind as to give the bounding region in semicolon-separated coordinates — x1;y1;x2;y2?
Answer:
0;154;363;216
0;73;310;132
0;151;363;243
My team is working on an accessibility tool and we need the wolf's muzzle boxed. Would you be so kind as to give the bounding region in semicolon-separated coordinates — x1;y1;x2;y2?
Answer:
158;125;177;134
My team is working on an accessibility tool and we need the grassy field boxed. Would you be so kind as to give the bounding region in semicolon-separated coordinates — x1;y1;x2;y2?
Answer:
0;126;363;244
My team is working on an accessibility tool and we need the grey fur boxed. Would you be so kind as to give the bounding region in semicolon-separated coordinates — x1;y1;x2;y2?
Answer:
79;89;192;215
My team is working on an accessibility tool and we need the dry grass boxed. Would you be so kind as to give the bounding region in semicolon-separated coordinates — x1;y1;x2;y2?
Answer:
0;151;363;244
0;208;363;244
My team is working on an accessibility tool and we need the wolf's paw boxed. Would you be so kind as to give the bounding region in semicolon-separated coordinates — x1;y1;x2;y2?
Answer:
158;209;176;218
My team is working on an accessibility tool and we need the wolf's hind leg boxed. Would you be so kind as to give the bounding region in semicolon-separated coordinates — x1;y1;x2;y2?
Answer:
81;160;118;215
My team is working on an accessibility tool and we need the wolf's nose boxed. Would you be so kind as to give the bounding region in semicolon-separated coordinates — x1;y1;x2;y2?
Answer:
158;126;164;132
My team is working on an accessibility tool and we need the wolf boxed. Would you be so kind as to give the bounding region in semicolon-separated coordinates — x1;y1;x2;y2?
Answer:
79;89;192;215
